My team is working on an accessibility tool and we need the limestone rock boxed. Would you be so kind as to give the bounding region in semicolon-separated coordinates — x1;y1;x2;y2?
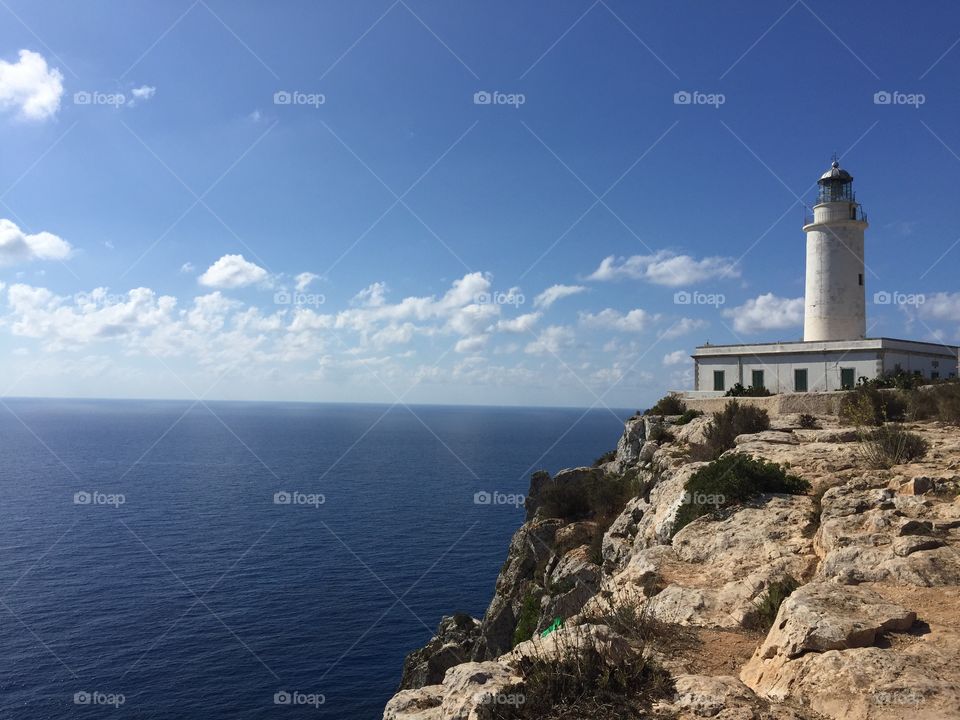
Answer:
399;613;482;689
752;583;915;661
674;415;713;446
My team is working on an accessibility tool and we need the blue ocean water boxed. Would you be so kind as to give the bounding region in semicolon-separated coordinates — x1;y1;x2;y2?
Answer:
0;399;631;719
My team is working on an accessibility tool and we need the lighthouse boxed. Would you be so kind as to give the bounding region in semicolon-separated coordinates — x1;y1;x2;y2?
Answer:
688;159;959;395
802;160;868;342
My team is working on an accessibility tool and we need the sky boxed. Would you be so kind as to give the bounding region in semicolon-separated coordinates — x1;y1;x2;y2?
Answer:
0;0;959;408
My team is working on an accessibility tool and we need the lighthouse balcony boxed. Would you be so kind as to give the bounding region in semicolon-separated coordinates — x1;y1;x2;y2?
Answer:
804;203;867;227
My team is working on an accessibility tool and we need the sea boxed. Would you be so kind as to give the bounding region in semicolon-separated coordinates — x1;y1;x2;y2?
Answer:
0;399;632;719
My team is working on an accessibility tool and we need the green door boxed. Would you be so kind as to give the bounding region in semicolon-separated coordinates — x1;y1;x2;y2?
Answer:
840;368;855;390
713;370;725;391
751;369;764;390
794;369;808;392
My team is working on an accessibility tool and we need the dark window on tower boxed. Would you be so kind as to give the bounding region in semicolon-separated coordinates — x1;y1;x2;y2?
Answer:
841;368;855;390
858;273;863;286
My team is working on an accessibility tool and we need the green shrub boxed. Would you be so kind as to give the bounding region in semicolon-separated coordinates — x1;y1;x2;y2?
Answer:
838;386;906;426
675;409;704;425
513;589;543;648
647;423;674;444
933;383;960;424
690;401;770;461
496;628;673;719
754;576;800;630
672;454;810;537
537;470;639;522
593;449;616;466
798;413;819;429
725;382;772;397
858;370;926;390
645;393;686;416
857;425;930;469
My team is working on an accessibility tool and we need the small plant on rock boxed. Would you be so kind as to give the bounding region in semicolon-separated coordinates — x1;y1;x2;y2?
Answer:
645;393;686;416
753;576;800;630
675;408;704;426
689;400;770;461
798;413;819;429
857;424;930;469
672;454;810;537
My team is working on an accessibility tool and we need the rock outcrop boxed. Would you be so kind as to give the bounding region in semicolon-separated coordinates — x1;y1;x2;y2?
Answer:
387;409;960;720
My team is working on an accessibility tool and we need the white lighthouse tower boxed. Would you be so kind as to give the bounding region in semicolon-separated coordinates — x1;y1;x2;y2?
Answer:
802;160;868;342
689;159;959;395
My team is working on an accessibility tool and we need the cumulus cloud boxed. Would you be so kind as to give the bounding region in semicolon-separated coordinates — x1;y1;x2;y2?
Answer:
534;284;586;309
0;50;64;121
663;349;688;366
723;293;803;334
658;317;708;340
294;272;319;292
525;325;575;355
0;219;71;266
587;251;739;287
918;292;960;322
198;254;268;289
131;85;156;101
579;308;654;333
180;262;196;274
352;282;388;307
497;312;542;333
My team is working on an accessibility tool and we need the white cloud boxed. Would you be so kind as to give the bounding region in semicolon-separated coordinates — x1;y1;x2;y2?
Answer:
579;308;653;333
0;219;71;266
497;312;542;333
0;50;64;121
658;317;708;340
918;292;960;322
663;349;688;366
454;335;488;353
352;282;388;307
723;293;804;334
534;284;586;309
131;85;156;101
295;272;319;292
198;254;268;289
587;251;739;287
525;325;575;355
180;262;196;274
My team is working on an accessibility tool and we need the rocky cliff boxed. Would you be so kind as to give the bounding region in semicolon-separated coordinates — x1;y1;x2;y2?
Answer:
384;408;960;720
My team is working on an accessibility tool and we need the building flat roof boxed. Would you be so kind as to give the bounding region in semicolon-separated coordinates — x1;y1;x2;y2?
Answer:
692;337;959;358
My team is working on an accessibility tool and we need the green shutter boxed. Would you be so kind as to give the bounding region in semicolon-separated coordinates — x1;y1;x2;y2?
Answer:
713;370;725;391
794;369;808;392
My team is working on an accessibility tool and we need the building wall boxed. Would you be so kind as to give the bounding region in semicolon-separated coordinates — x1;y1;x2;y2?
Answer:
695;350;882;393
683;392;845;416
881;350;958;379
803;203;866;342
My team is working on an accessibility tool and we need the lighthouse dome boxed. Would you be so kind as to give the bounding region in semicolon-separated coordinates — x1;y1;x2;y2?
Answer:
819;160;852;183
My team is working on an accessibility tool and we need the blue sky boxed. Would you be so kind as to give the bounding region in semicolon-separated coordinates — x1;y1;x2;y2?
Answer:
0;0;958;408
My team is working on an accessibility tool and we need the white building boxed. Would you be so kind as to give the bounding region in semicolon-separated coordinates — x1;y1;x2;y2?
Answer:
690;160;959;396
